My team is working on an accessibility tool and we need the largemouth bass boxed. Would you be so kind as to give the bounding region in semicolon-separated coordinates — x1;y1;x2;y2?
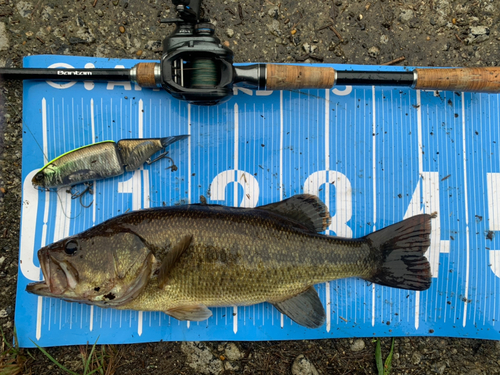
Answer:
32;135;188;189
26;194;432;328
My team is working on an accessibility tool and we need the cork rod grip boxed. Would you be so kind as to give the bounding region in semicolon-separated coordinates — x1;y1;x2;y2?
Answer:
135;63;158;88
415;67;500;93
266;64;335;90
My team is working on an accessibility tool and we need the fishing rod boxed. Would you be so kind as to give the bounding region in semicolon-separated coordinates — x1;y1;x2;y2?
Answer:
1;0;499;105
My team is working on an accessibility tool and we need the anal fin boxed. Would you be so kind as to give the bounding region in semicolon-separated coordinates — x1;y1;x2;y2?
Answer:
166;304;213;321
271;286;325;328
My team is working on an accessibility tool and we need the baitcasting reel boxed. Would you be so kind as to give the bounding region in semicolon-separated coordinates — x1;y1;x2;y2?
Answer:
156;0;235;105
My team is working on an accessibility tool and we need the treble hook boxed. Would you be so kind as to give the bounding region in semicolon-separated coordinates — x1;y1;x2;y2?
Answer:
146;149;170;165
70;182;94;208
146;149;178;171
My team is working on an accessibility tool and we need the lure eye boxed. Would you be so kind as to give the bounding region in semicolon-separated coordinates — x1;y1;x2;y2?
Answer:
35;173;44;181
64;240;79;256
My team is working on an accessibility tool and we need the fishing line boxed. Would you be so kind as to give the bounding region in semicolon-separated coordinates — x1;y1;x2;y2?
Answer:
6;102;49;163
55;187;85;220
190;59;219;88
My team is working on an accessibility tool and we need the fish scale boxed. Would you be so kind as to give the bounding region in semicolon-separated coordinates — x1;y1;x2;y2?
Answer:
117;206;372;311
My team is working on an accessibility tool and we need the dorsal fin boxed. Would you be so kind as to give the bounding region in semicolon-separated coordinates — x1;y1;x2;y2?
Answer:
158;235;192;288
257;194;331;233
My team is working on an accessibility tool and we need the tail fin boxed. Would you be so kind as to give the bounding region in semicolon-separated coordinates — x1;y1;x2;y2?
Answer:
364;214;432;291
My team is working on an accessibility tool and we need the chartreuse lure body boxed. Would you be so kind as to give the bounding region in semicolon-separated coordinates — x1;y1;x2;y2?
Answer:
32;136;188;189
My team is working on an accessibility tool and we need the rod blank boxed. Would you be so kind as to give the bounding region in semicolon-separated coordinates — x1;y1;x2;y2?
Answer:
1;64;499;95
0;68;131;82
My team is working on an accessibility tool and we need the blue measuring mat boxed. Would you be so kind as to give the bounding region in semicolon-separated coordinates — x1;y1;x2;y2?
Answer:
16;55;500;347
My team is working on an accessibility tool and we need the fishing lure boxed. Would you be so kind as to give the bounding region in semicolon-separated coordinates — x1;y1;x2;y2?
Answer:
32;135;188;190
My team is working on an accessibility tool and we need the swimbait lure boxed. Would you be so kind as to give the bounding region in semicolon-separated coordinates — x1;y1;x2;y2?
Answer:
32;135;188;190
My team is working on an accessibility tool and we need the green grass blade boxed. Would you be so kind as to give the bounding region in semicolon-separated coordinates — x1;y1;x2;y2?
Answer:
375;339;383;375
83;337;102;375
30;340;80;375
383;338;395;375
0;327;14;352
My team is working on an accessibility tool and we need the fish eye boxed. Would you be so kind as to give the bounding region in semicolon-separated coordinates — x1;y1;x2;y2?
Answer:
64;240;79;256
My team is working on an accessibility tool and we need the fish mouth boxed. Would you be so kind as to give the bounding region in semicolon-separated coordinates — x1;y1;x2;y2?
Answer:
26;248;79;297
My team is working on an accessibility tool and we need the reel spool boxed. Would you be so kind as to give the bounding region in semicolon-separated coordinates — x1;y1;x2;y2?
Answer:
159;3;234;105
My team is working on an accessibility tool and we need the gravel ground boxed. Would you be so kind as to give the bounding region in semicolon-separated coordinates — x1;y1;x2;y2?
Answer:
1;0;500;374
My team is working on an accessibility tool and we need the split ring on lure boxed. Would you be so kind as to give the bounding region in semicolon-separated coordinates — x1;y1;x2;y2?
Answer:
32;135;189;190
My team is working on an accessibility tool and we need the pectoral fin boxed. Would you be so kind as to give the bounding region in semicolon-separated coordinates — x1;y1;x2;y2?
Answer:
158;235;192;288
271;286;325;328
166;304;213;321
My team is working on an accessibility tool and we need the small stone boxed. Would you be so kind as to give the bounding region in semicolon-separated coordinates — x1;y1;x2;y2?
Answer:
224;361;240;372
465;26;490;45
16;1;33;18
41;6;54;21
226;29;234;38
97;9;104;17
412;351;423;365
399;9;414;23
136;50;143;57
350;339;365;352
303;42;311;53
144;40;161;51
119;26;125;33
267;6;279;19
0;23;9;51
224;343;242;361
432;361;447;374
291;355;319;375
267;19;281;37
0;310;7;318
470;26;489;36
368;46;380;58
223;40;230;48
181;342;223;375
380;35;389;44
